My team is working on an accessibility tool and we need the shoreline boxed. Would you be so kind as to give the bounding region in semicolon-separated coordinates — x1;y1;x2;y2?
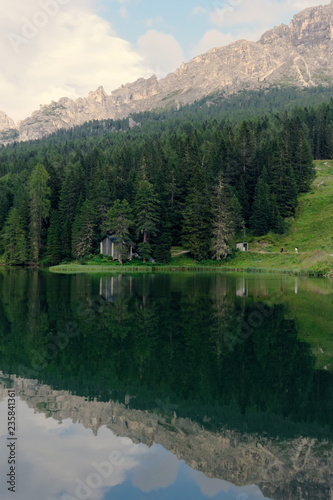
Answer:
48;264;330;277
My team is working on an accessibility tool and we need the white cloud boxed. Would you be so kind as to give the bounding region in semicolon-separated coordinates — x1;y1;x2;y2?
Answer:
137;30;185;77
0;0;151;122
193;29;236;56
119;6;129;18
192;6;208;15
145;15;164;28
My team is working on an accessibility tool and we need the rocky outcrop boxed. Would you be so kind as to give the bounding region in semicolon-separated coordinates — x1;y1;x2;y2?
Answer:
1;373;332;500
0;111;18;146
1;1;333;145
0;111;15;130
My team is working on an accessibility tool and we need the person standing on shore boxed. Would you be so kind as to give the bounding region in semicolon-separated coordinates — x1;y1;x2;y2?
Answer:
281;247;283;253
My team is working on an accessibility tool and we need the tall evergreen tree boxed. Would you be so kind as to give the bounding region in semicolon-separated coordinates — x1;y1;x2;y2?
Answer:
211;178;237;260
250;176;271;236
182;163;211;261
271;141;298;218
293;130;315;193
2;207;28;264
28;163;51;263
152;206;172;263
135;180;160;261
71;200;96;259
104;199;133;263
47;210;64;264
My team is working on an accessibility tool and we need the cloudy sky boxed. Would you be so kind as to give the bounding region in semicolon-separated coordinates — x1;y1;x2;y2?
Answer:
0;0;329;122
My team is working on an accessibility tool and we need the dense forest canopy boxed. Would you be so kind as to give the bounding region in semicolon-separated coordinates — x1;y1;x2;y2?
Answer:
0;86;332;265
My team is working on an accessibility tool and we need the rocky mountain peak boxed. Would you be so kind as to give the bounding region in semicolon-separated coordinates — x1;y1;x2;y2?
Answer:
290;0;333;46
259;24;291;45
1;1;333;145
0;110;15;130
88;85;107;103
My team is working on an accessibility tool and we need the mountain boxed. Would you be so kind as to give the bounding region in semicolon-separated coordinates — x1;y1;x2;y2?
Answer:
1;0;333;145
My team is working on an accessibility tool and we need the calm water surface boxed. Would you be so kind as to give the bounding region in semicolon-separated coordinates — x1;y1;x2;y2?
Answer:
0;270;332;500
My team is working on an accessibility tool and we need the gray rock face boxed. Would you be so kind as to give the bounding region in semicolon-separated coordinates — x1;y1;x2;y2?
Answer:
0;111;15;130
1;1;333;145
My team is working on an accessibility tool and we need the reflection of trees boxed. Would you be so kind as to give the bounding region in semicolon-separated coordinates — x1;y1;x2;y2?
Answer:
0;271;331;437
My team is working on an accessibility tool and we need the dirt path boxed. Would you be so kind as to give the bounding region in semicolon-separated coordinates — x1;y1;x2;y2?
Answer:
171;250;191;257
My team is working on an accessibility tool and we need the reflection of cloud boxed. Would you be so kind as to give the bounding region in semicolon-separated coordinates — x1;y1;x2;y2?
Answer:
189;468;270;499
0;399;139;500
131;444;179;492
0;395;271;500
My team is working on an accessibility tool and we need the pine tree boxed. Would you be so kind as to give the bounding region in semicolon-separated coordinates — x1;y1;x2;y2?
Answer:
28;163;51;263
250;176;270;236
182;163;211;261
104;199;133;263
152;206;172;263
235;121;257;203
293;130;315;193
97;179;112;234
71;200;96;259
47;210;64;264
236;178;250;223
2;207;28;264
135;180;160;261
271;141;298;218
211;178;237;260
270;194;285;234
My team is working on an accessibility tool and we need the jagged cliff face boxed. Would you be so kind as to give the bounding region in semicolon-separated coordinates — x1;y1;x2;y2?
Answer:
0;374;332;500
0;1;333;145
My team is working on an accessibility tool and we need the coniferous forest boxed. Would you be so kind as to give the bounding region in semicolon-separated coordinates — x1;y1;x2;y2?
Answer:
0;87;333;265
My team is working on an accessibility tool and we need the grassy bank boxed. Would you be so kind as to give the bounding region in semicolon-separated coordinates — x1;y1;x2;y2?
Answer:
50;160;333;276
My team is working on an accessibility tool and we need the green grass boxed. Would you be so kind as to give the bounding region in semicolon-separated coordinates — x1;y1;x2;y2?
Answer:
50;160;333;276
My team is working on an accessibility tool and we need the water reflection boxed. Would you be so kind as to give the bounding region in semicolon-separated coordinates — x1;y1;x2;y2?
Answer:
0;270;332;499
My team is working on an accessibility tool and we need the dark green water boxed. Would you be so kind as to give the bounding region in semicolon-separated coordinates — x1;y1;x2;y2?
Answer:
0;270;332;500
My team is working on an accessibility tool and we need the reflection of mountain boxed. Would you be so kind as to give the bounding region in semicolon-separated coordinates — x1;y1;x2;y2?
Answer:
0;373;331;500
0;271;332;436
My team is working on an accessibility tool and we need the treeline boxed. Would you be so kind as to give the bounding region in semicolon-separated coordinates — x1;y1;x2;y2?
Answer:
1;96;332;265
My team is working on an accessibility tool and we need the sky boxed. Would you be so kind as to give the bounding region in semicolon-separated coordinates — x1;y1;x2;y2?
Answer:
0;0;329;122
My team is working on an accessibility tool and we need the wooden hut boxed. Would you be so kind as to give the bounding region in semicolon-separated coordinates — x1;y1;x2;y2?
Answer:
100;236;133;260
236;242;248;252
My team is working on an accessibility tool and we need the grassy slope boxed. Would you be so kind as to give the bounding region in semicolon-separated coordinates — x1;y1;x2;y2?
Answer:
218;160;333;275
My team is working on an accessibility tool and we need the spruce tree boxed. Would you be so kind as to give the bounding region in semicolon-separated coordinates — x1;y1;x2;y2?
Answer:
152;206;172;263
104;199;133;263
211;178;237;260
2;207;28;264
28;163;51;263
271;141;298;218
293;130;315;193
135;180;160;261
71;200;96;260
250;176;270;236
47;210;64;264
270;194;285;234
182;163;211;261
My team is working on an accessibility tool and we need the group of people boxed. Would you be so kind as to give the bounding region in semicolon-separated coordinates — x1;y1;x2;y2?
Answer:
280;247;298;253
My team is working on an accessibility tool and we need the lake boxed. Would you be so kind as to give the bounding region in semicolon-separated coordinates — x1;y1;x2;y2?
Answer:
0;269;332;500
